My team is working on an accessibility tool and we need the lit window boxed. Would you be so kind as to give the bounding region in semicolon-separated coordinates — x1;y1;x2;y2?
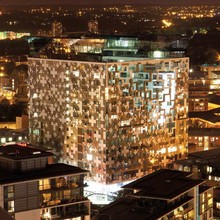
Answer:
153;50;162;58
7;201;14;212
87;154;93;161
39;179;51;190
198;137;203;141
33;93;38;98
1;137;6;143
73;70;79;77
207;166;212;173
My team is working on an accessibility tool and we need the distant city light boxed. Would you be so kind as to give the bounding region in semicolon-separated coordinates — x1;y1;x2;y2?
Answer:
162;19;172;27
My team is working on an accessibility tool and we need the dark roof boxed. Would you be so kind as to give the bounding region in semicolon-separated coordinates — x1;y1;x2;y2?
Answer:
0;128;27;137
174;148;220;168
189;147;220;159
189;108;220;123
97;195;194;220
189;127;220;136
189;70;207;79
0;163;88;185
199;185;212;194
0;144;53;160
122;169;204;200
211;70;220;75
0;207;14;220
208;94;220;105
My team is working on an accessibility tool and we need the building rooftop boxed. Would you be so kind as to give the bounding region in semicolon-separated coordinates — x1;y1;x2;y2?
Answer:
0;163;88;185
189;108;220;123
122;169;204;200
199;185;212;194
189;70;207;79
0;207;14;220
98;169;205;220
189;127;220;136
96;196;194;220
174;148;220;168
0;128;27;137
208;94;220;105
211;70;220;75
29;36;186;62
0;144;53;160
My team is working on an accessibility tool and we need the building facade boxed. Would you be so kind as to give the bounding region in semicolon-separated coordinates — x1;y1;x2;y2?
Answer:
51;21;63;37
28;56;188;187
0;128;28;145
88;20;98;34
0;144;90;220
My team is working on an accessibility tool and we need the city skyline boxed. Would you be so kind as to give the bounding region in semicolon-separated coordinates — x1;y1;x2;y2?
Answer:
0;0;219;6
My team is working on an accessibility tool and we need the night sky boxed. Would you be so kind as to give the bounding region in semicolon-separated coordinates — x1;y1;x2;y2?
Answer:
0;0;219;6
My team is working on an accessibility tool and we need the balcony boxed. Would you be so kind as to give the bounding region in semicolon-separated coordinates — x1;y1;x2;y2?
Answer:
41;196;89;208
41;201;90;220
39;176;84;192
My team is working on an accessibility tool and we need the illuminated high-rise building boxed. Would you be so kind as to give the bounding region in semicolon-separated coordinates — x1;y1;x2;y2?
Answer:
88;20;98;34
51;21;62;37
28;37;188;202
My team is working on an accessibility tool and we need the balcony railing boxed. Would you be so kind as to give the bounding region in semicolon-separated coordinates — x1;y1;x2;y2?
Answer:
41;202;90;220
39;182;83;191
41;196;88;208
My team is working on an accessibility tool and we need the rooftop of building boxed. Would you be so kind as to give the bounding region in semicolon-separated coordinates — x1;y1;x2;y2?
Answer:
199;185;212;194
0;144;89;184
28;36;187;62
122;169;204;200
0;144;53;160
174;148;220;168
189;108;220;123
96;195;194;220
208;94;220;105
189;70;207;79
0;162;88;185
97;169;206;220
0;207;14;220
211;70;220;75
189;127;220;136
0;128;27;137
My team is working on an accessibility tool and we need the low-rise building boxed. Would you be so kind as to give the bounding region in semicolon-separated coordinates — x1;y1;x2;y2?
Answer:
188;127;220;152
0;128;28;145
94;169;213;220
172;148;220;219
0;144;90;220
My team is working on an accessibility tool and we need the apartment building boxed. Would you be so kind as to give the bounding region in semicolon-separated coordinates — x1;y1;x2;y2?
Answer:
172;148;220;219
95;169;213;220
28;37;189;202
0;144;90;220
